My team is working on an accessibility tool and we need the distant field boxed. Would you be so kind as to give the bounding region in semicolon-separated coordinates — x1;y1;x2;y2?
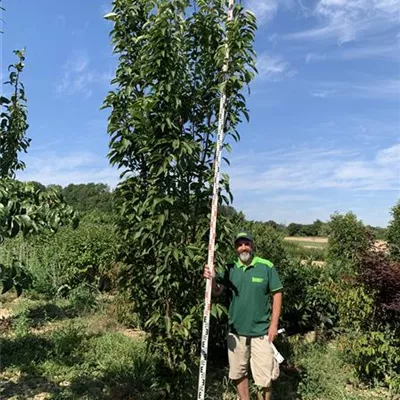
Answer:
284;237;328;248
284;237;388;251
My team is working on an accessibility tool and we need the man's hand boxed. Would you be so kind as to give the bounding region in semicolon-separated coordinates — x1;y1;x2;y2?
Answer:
203;265;215;280
204;265;224;296
267;324;278;343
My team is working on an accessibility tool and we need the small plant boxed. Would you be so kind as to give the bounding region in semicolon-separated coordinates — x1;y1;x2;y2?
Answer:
67;284;101;314
12;307;30;337
50;323;87;360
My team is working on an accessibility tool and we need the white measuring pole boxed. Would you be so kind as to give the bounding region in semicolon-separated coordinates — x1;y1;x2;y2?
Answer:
197;1;235;399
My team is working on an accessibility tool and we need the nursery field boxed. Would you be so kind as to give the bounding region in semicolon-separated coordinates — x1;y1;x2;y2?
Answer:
0;291;397;400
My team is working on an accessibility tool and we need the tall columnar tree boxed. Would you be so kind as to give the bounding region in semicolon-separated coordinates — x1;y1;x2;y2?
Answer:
0;49;30;178
103;0;256;393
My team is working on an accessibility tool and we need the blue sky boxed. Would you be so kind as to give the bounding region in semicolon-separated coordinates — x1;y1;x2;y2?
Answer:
1;0;399;227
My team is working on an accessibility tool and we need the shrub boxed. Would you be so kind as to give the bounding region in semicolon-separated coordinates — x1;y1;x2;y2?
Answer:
279;259;338;334
327;212;373;267
342;329;400;393
242;221;289;265
335;284;375;333
359;252;400;323
4;214;119;295
335;251;400;392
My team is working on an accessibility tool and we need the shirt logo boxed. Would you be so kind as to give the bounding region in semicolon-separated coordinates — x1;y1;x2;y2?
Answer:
252;277;264;283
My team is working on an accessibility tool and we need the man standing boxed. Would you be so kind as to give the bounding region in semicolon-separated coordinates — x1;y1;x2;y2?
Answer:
204;231;283;400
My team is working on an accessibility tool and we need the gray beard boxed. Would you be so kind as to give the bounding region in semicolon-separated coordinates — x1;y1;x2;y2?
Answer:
239;251;252;263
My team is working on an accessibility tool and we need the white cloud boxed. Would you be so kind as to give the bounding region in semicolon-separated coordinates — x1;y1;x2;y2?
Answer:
56;53;112;98
17;151;119;188
305;43;400;62
376;144;400;165
287;0;400;44
309;89;337;98
245;0;294;25
335;43;400;60
228;143;400;193
256;53;297;81
310;79;400;99
305;52;327;63
245;0;278;24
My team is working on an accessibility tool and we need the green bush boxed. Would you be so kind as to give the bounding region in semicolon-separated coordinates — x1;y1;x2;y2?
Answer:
67;284;102;314
327;212;373;267
279;259;338;334
342;329;400;393
335;284;375;333
1;213;118;295
241;221;289;265
333;251;400;392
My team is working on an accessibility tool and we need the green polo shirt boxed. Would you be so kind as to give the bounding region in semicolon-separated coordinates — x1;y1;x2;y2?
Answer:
218;256;283;337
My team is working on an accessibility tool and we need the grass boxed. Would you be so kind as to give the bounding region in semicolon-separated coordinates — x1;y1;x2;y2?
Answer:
0;292;397;400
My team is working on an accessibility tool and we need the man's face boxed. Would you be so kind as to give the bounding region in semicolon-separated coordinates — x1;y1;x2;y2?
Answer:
235;239;254;263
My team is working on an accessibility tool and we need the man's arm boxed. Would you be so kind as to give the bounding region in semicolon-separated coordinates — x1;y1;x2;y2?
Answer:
268;290;283;342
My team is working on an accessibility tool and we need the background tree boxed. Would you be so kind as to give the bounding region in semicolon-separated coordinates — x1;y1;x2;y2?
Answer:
62;183;113;213
327;211;373;266
103;0;256;394
387;200;400;261
287;222;302;236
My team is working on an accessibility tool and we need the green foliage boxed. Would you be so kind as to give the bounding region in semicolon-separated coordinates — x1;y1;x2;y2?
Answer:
62;183;114;213
104;0;256;394
279;260;338;334
327;212;373;267
0;179;78;241
290;341;369;400
287;220;329;237
367;225;387;240
333;251;400;392
342;329;400;393
387;200;400;261
0;49;30;178
335;284;375;333
242;221;288;265
0;50;78;297
1;214;118;295
67;284;102;314
1;314;161;399
1;291;396;399
0;180;78;295
0;258;32;296
12;307;31;337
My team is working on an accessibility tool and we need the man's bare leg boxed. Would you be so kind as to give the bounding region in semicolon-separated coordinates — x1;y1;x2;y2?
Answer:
234;376;250;400
257;387;272;400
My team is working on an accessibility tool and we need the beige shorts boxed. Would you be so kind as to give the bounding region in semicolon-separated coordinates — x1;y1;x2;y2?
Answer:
227;333;278;388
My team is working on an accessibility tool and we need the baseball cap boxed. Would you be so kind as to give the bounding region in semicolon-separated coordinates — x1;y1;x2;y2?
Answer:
234;231;254;244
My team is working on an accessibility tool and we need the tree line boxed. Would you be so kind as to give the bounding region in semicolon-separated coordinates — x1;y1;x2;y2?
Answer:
20;182;389;240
